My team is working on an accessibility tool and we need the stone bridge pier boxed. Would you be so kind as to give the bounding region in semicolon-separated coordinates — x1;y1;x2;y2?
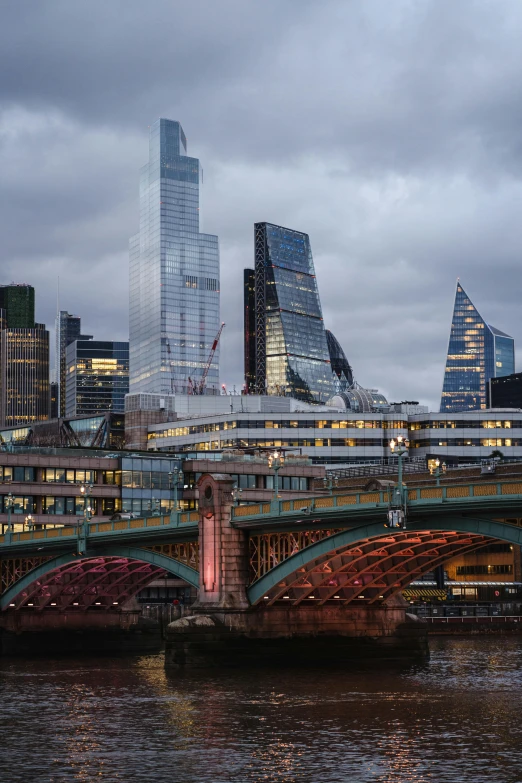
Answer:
165;474;428;667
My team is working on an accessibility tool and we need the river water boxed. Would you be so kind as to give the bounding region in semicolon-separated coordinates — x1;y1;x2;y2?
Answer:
1;637;522;783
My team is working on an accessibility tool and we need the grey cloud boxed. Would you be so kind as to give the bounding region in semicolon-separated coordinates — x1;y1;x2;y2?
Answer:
1;0;522;409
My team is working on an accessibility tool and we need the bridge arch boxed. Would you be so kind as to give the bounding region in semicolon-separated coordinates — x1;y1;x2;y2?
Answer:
247;517;522;606
0;546;200;611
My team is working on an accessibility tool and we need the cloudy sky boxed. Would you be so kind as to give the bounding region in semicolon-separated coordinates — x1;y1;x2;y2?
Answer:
1;0;522;411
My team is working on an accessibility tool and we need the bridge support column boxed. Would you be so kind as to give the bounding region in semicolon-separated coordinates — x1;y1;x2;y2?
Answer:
192;474;250;612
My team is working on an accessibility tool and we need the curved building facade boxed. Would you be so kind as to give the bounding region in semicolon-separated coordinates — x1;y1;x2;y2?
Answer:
326;329;353;391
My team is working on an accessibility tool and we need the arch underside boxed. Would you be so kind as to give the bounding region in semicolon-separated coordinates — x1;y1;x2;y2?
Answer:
250;530;496;606
1;548;200;611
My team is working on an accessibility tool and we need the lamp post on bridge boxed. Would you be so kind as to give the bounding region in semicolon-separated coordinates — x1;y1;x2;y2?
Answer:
168;469;184;525
387;436;409;529
4;492;14;542
429;458;447;487
231;485;243;505
268;451;284;508
77;483;93;556
323;475;339;495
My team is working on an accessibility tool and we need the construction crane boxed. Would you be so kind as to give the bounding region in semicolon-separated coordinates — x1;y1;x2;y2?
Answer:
188;322;225;395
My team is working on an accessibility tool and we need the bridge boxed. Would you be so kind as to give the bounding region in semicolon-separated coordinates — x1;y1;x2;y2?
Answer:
1;473;522;662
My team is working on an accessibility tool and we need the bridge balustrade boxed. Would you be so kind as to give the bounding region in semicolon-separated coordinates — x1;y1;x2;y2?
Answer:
231;479;522;521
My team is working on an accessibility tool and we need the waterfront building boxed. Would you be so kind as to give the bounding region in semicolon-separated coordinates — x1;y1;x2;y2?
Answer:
0;284;49;427
246;222;333;403
65;340;129;417
488;372;522;410
440;282;515;413
131;392;522;464
129;118;220;396
55;311;92;417
0;448;182;524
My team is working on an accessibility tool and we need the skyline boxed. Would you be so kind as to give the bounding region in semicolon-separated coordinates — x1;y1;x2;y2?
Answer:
2;1;522;411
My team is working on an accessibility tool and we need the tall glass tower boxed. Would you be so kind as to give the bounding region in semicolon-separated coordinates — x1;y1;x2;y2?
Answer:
246;222;333;403
129;119;220;395
440;281;515;412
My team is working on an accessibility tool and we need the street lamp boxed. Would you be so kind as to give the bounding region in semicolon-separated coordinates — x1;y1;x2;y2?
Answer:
429;458;447;487
79;483;94;522
151;497;160;516
387;436;410;529
231;485;243;505
268;450;284;501
4;492;14;538
168;469;184;523
25;514;34;529
77;483;93;555
323;475;339;495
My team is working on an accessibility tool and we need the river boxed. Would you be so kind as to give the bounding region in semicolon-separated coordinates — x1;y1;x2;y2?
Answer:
1;637;522;783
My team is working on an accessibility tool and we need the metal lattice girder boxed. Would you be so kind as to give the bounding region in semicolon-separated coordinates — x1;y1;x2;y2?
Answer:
1;556;53;593
0;547;200;611
247;517;522;606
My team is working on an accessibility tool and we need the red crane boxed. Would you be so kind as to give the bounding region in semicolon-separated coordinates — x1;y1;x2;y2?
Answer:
188;322;225;395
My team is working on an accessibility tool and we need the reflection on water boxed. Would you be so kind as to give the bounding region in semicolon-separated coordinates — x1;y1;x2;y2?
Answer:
1;637;522;782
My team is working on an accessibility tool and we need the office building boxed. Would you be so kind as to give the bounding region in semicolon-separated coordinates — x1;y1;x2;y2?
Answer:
129;118;220;396
246;222;333;403
440;282;515;413
489;372;522;409
127;391;522;464
0;284;35;328
0;284;49;427
55;310;92;417
65;340;129;417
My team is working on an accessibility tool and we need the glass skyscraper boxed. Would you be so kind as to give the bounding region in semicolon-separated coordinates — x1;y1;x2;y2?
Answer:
65;340;129;417
246;222;333;403
440;282;515;412
129;119;220;395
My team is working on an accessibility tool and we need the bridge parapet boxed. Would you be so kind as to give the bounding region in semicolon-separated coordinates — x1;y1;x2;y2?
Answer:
231;479;522;524
0;512;198;550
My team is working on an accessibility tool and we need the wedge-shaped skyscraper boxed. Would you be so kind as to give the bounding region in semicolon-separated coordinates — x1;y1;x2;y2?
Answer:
245;222;333;403
440;282;514;412
129;119;220;395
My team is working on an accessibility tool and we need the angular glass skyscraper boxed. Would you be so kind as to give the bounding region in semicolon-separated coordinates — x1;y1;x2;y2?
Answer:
129;119;220;395
246;222;333;403
440;281;515;412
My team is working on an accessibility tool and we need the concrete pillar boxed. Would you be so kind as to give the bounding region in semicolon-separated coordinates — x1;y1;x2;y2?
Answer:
194;474;249;611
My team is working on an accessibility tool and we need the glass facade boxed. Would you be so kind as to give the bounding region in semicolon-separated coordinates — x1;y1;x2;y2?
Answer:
55;311;92;417
440;282;515;413
250;222;333;403
326;329;353;392
129;118;220;395
65;340;129;416
0;323;49;426
0;284;35;328
121;456;183;515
